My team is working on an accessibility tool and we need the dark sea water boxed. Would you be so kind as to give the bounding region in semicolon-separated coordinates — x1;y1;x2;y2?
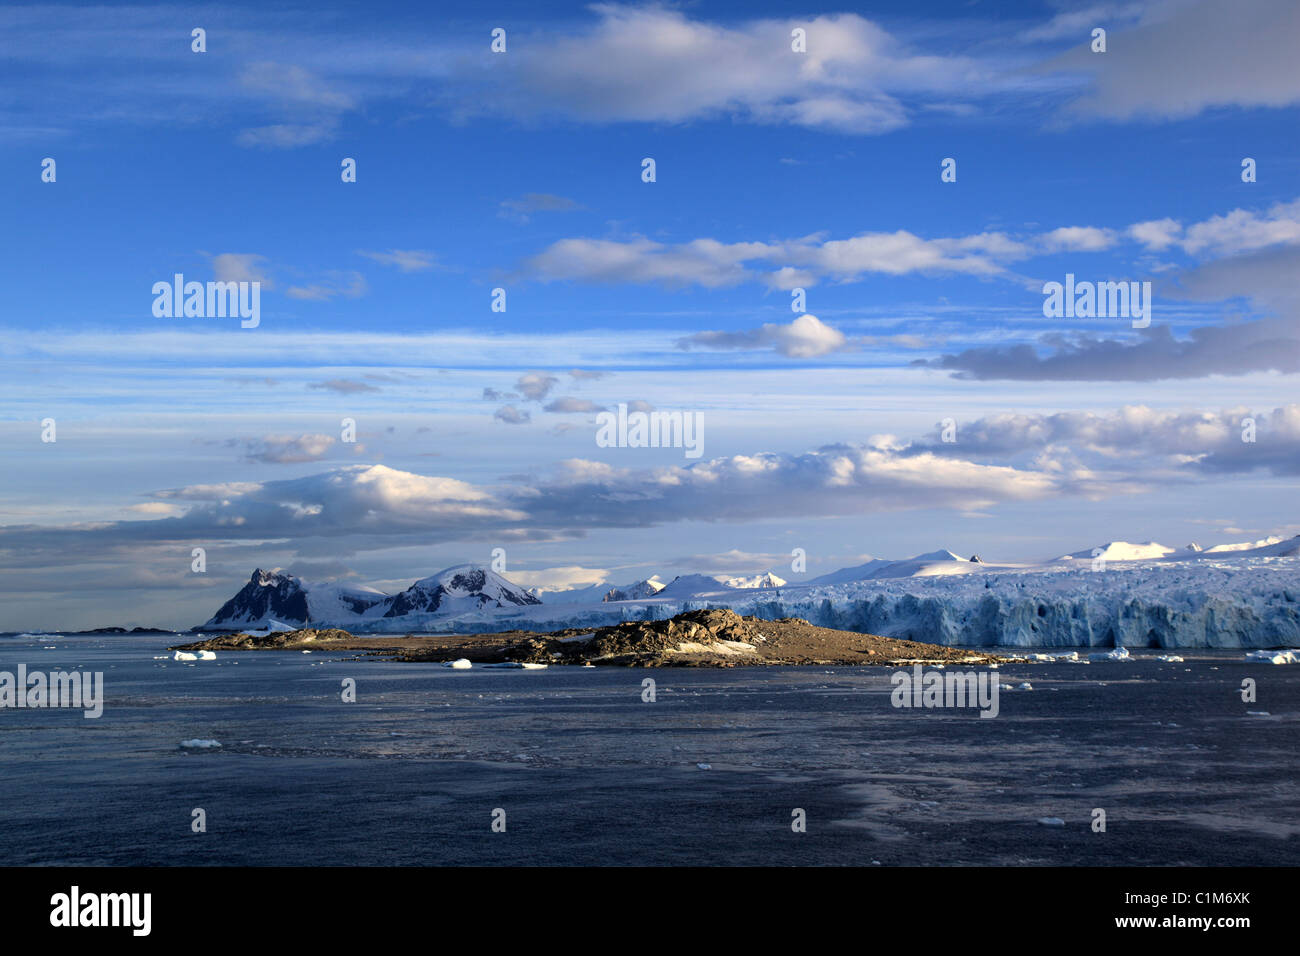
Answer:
1;632;1296;866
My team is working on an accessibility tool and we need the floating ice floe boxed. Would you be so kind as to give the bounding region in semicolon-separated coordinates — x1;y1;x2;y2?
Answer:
179;739;221;749
1088;647;1132;662
1024;650;1081;662
443;658;473;669
1018;682;1033;690
1156;654;1185;662
1037;817;1066;826
1244;649;1300;664
173;650;198;661
696;763;712;770
1246;711;1271;717
483;661;548;669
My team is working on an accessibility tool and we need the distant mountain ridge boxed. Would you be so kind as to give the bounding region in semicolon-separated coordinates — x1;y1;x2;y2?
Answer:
201;564;539;630
197;532;1300;648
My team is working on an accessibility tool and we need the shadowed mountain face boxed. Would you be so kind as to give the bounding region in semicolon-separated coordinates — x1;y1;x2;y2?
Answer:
205;569;311;628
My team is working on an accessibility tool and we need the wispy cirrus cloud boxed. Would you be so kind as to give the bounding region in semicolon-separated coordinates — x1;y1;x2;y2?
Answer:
498;193;584;224
357;249;442;272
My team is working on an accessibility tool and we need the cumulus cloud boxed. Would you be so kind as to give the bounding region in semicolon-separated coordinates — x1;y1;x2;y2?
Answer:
919;316;1300;381
494;405;531;424
522;229;1031;288
544;397;606;413
1041;226;1117;252
911;405;1300;476
449;7;1012;135
1129;200;1300;258
1043;0;1300;121
678;314;849;358
0;444;1112;572
506;565;609;591
515;372;560;401
520;198;1300;297
243;433;336;464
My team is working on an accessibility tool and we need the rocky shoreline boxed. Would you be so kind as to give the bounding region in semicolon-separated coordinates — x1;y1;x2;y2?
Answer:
172;608;1005;667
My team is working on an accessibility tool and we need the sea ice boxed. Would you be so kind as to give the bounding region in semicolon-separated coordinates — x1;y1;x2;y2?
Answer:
444;658;473;669
483;662;548;669
1244;649;1300;664
179;739;221;749
1088;647;1132;662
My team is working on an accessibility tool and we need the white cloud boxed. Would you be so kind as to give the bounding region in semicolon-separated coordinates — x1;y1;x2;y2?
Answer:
507;565;609;591
494;405;531;425
211;253;273;287
1042;226;1117;252
287;271;367;301
544;397;606;413
1045;0;1300;120
358;249;440;272
243;433;336;464
679;314;849;358
515;372;560;401
1128;218;1183;251
461;7;1004;134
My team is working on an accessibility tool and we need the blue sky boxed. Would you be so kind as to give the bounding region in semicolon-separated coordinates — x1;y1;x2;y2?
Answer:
3;0;1300;629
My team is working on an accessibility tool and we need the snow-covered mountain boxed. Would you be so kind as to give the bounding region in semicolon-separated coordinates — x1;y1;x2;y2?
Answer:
804;549;981;586
602;577;665;602
722;571;787;589
198;532;1300;648
1057;541;1176;562
200;564;538;630
381;565;541;618
654;574;740;597
203;568;388;629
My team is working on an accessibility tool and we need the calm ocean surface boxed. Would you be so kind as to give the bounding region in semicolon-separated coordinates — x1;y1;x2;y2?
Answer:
1;632;1296;866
